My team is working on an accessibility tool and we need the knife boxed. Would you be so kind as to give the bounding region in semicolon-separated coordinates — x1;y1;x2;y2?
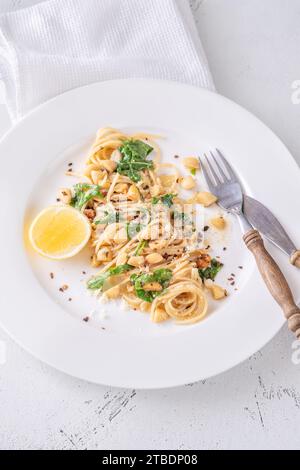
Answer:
244;196;300;268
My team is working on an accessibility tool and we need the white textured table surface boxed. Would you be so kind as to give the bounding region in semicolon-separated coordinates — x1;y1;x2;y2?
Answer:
0;0;300;451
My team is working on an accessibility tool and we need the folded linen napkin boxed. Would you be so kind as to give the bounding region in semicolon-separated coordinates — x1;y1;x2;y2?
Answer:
0;0;215;121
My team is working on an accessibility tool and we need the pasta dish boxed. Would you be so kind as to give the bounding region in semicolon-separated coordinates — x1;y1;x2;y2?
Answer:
56;128;227;325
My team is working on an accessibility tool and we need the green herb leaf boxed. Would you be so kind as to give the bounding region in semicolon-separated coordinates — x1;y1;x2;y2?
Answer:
130;268;172;303
198;259;223;281
87;264;134;291
117;140;154;183
71;183;104;211
135;239;148;256
190;168;197;176
151;197;159;205
151;194;176;208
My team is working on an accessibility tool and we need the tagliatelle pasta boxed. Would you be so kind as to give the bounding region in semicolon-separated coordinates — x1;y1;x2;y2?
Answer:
59;127;226;325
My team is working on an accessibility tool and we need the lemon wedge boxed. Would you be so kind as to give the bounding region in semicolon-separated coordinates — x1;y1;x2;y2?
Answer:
29;205;91;260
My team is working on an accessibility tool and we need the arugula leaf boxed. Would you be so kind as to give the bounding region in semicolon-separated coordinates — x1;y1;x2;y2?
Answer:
87;264;134;291
117;140;154;183
198;259;223;281
152;194;176;208
71;183;104;211
130;268;172;303
135;240;148;256
95;210;123;225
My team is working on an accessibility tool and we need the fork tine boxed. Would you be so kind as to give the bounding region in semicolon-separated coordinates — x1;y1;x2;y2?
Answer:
215;149;238;181
199;156;216;192
210;151;229;182
204;153;222;186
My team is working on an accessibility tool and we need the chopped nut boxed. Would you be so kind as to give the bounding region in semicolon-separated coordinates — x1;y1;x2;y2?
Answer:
58;188;72;204
183;157;200;170
96;248;113;262
128;256;145;267
84;209;96;220
196;253;211;269
127;185;140;202
211;216;226;230
195;192;218;207
114;183;128;194
146;253;164;265
143;282;163;292
159;175;176;188
205;282;228;300
180;176;196;190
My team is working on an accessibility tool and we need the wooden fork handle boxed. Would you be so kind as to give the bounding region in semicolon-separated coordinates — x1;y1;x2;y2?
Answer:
291;251;300;269
244;230;300;339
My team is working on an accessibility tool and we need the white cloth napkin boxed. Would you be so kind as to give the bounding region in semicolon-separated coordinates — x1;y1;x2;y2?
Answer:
0;0;215;122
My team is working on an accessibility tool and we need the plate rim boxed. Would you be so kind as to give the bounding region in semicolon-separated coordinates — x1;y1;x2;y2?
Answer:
0;78;299;389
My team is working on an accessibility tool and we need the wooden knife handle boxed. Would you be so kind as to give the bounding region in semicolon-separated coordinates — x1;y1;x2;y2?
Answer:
291;251;300;269
244;230;300;339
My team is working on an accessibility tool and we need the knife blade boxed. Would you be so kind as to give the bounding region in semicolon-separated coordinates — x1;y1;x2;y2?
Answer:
244;195;300;268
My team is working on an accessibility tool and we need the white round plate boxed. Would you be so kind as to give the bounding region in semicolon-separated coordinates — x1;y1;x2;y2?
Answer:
0;80;299;389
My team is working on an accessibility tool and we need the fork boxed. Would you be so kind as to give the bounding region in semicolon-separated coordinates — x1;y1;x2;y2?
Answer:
200;149;300;339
